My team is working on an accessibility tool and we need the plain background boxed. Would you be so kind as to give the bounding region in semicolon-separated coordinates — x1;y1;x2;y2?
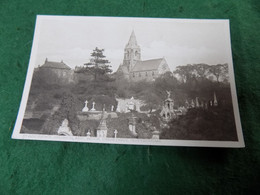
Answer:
0;0;259;194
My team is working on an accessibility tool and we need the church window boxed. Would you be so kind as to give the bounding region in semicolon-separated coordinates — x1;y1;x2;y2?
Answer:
145;72;148;77
139;73;141;77
152;71;154;76
133;73;135;77
135;51;138;56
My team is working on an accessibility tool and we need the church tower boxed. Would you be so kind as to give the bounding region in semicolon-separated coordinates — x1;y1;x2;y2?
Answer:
123;31;141;71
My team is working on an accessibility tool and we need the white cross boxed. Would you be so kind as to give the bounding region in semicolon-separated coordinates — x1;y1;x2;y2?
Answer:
114;129;118;138
91;101;96;111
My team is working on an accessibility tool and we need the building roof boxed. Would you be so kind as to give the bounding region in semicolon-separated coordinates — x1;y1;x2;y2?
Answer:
41;59;71;70
117;64;129;74
132;58;163;72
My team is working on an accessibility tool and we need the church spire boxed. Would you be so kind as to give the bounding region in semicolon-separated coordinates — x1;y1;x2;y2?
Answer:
122;31;141;74
125;30;139;48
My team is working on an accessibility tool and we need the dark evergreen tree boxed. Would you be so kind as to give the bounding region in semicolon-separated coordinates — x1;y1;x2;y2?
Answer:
77;47;112;80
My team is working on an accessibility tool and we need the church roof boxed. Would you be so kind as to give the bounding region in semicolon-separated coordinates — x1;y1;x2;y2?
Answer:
41;59;71;70
125;31;140;49
132;58;163;72
117;65;129;74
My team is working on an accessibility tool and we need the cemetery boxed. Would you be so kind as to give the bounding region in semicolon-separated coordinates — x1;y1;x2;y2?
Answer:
20;38;237;141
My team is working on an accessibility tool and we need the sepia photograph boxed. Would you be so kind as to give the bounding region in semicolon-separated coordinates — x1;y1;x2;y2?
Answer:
12;15;244;147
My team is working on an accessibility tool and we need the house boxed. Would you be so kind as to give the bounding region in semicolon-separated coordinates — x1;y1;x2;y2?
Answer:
37;58;74;83
116;31;171;81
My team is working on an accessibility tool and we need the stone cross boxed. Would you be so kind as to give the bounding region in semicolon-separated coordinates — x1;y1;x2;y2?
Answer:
91;101;96;111
82;100;89;112
114;129;118;138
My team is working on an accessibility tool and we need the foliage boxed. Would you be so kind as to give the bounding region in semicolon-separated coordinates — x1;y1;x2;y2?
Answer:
161;106;238;141
24;60;235;141
174;63;229;83
76;47;112;80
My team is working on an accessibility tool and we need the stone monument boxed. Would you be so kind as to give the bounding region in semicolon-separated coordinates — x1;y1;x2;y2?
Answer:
82;100;89;112
128;97;135;111
96;112;108;138
151;130;160;139
128;112;138;136
114;129;118;138
57;119;73;136
90;101;96;111
160;90;176;121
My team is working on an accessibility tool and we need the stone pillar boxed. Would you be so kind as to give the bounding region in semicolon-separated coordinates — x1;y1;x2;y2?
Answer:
128;113;138;136
96;112;108;138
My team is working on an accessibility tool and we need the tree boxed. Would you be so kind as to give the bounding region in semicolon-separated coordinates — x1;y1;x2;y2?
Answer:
209;64;229;82
78;47;112;80
193;63;210;79
173;64;194;83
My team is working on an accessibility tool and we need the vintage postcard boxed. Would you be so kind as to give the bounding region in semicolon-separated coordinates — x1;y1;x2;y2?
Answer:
12;15;244;147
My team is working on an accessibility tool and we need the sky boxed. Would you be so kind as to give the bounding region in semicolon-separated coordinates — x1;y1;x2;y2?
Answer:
33;16;232;72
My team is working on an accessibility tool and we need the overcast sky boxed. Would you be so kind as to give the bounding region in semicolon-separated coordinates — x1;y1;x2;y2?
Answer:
33;16;232;72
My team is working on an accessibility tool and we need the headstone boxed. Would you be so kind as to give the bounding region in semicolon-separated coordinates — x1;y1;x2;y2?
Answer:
86;131;91;137
82;100;89;112
57;119;73;136
91;101;96;111
152;130;160;139
111;105;114;112
114;129;118;138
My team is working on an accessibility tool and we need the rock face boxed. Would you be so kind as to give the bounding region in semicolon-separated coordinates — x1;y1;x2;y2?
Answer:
57;119;73;136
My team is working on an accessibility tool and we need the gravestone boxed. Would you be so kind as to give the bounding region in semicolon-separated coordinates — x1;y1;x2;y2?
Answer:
57;119;73;136
114;129;118;138
90;101;96;111
82;100;89;112
151;130;160;139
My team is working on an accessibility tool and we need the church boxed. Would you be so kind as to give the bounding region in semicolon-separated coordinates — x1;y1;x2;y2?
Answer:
116;31;171;82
